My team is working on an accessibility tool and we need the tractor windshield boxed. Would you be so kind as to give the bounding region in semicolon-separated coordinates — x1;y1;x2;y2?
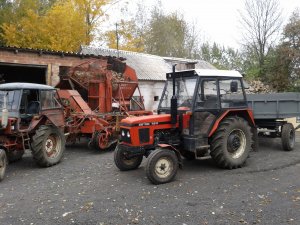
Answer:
0;90;21;112
160;77;197;109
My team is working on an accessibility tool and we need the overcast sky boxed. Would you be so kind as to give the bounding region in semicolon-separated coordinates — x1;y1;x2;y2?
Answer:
105;0;300;49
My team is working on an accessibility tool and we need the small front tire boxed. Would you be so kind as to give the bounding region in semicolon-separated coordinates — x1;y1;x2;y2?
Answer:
114;145;143;171
146;149;178;185
0;149;7;182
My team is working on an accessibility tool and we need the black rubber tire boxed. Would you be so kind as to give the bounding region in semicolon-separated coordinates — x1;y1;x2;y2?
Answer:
281;123;295;151
146;149;178;185
7;150;24;163
0;149;7;182
210;116;252;169
31;125;65;167
114;145;143;171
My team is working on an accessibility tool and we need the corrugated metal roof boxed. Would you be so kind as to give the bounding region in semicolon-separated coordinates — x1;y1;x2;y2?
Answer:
81;46;171;81
80;46;215;81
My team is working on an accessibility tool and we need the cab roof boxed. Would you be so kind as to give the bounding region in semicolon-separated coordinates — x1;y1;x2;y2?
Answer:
167;69;243;78
0;83;55;90
194;69;242;77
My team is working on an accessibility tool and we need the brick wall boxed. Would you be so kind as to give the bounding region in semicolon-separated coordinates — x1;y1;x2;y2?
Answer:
0;48;99;86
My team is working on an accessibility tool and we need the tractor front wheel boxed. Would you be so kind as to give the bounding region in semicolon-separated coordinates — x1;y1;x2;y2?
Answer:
281;123;295;151
210;116;252;169
0;149;7;181
114;145;143;171
31;126;65;167
146;149;178;185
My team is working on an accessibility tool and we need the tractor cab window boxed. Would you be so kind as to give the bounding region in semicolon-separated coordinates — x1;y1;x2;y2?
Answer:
160;77;197;109
0;90;21;112
20;89;40;114
40;90;61;110
219;79;246;108
196;80;219;109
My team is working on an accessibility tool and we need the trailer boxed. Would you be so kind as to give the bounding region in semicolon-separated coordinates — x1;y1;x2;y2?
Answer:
247;92;300;151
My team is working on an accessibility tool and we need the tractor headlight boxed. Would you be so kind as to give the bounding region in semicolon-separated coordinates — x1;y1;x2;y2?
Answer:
121;130;125;136
127;131;131;138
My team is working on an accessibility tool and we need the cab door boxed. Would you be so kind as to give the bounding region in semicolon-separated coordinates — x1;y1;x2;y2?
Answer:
40;90;64;127
192;79;219;137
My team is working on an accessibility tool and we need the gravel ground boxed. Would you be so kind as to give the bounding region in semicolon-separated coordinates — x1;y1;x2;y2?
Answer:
0;135;300;225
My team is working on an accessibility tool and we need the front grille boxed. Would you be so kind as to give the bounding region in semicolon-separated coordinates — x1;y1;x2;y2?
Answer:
139;128;149;144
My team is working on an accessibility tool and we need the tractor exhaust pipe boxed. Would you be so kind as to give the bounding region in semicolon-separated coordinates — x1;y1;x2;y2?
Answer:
171;65;177;126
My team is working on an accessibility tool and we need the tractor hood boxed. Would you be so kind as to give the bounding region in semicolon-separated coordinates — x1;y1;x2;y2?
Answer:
120;114;172;127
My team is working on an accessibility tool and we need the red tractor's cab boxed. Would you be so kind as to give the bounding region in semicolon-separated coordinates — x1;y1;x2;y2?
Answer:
114;69;255;184
0;83;66;182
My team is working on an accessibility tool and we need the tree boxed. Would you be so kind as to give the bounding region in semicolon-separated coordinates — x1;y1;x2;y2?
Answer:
264;9;300;91
1;0;88;51
144;8;188;57
239;0;282;78
105;19;145;52
199;42;244;71
74;0;110;45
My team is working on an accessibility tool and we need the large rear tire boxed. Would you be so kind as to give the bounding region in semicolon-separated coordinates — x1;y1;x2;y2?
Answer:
31;125;65;167
114;145;143;171
7;150;24;163
210;116;252;169
0;149;7;182
281;123;295;151
146;149;178;185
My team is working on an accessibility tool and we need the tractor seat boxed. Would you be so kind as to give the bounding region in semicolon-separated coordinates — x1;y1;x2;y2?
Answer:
26;101;40;114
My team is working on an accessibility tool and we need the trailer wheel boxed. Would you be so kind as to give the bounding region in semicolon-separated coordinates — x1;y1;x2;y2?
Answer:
281;123;295;151
146;149;178;185
114;145;143;171
7;150;24;163
0;149;7;182
31;126;65;167
210;117;252;169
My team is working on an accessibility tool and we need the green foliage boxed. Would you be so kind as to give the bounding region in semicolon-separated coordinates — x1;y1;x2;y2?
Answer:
262;9;300;91
145;9;188;57
200;42;244;71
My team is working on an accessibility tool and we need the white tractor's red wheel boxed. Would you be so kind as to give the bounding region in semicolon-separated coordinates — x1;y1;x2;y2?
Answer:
0;149;7;182
31;125;65;167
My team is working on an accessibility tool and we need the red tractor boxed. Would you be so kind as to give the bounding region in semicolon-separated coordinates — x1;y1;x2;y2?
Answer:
0;83;66;182
114;67;256;184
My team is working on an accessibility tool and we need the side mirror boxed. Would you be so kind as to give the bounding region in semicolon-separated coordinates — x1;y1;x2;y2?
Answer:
230;81;238;93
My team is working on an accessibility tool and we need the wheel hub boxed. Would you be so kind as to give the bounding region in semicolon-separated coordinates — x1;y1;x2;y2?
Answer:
227;129;246;159
155;158;172;178
45;135;59;158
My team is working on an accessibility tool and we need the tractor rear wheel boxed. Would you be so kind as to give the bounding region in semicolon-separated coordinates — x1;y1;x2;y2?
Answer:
114;145;143;171
146;149;178;185
31;125;65;167
0;149;7;181
7;150;24;163
210;116;252;169
281;123;295;151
